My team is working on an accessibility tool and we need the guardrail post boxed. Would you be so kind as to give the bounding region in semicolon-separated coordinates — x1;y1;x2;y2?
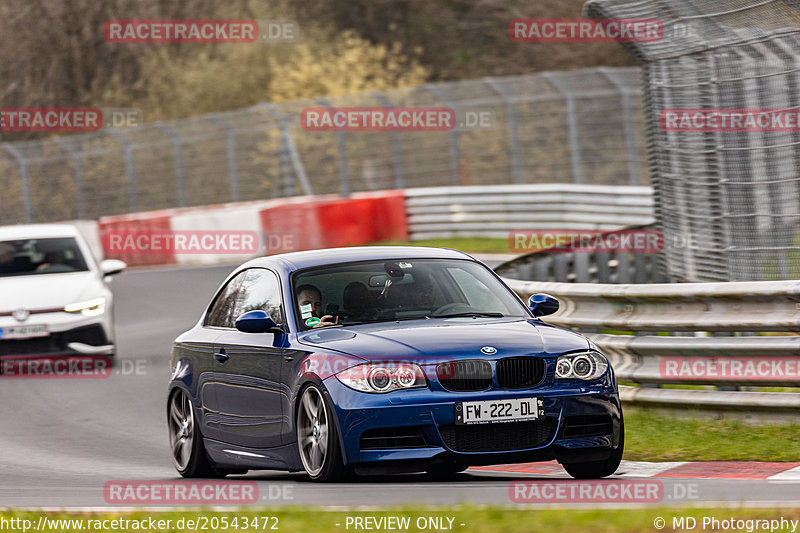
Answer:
425;84;461;185
260;103;313;196
155;122;187;207
53;138;85;219
598;67;641;185
373;93;406;189
541;72;583;184
108;130;138;212
209;114;241;202
3;144;33;222
484;77;524;184
316;98;351;196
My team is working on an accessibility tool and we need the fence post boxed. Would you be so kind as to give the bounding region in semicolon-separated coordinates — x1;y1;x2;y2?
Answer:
373;93;406;189
425;84;461;185
598;67;641;185
209;114;241;202
484;77;524;184
2;144;32;223
53;138;86;219
156;122;187;207
541;72;583;184
260;103;313;196
108;130;138;212
316;98;351;196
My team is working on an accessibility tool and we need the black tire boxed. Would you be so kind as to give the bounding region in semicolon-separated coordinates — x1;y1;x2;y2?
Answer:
296;384;350;482
563;419;624;479
168;388;220;478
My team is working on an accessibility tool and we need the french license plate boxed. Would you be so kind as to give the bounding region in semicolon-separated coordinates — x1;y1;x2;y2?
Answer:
455;397;544;425
0;325;49;340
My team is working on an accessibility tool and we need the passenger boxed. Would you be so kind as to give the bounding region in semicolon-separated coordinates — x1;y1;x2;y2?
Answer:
408;275;435;309
342;281;378;322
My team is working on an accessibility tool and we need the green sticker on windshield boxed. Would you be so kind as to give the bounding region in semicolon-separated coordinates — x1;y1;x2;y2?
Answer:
305;317;321;327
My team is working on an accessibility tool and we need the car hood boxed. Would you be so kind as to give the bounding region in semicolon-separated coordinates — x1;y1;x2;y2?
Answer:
0;271;103;311
297;317;589;362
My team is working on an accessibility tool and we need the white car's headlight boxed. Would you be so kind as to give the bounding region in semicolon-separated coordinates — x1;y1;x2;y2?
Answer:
336;363;427;393
64;297;106;317
554;350;608;380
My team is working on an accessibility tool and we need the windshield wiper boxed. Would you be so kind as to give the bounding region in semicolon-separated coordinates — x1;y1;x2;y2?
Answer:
428;312;505;319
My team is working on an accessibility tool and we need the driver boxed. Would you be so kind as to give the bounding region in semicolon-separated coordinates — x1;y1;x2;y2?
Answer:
296;284;338;328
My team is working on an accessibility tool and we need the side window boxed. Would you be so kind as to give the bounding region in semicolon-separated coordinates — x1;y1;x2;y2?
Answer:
205;271;247;328
233;269;284;325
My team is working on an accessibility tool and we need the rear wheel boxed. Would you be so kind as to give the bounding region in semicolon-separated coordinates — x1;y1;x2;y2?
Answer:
296;385;349;482
563;419;624;479
168;389;220;478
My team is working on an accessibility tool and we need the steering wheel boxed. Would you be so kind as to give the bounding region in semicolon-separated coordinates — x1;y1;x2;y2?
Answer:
431;302;475;316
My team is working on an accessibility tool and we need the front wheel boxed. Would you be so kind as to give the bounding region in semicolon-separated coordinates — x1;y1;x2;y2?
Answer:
296;384;349;482
562;419;624;479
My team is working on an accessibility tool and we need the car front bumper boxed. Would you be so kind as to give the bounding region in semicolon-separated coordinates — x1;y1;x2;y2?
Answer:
0;311;114;356
323;375;622;469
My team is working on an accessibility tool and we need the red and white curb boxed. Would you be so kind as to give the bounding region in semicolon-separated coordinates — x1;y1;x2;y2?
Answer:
472;460;800;480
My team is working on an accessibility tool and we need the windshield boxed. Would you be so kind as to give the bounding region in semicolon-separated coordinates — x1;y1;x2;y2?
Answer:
292;258;529;330
0;237;89;277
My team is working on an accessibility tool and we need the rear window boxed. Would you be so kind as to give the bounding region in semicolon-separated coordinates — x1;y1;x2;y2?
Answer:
0;237;89;277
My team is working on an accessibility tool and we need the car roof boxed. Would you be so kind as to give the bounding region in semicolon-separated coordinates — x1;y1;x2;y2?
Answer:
0;224;82;240
243;246;475;272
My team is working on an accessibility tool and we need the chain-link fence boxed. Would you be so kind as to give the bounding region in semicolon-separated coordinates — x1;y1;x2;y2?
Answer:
587;0;800;282
0;67;648;226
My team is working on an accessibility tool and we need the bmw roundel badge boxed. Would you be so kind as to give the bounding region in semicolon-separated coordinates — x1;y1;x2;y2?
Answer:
481;346;497;355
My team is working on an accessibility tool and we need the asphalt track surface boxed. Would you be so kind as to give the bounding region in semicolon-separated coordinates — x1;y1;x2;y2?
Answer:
1;262;799;508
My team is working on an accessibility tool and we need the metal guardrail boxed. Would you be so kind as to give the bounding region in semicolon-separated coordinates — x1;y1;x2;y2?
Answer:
504;277;800;419
406;184;654;240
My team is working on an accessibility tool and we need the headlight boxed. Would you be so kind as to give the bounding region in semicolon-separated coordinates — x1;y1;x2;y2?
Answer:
554;351;608;380
336;363;427;393
64;297;106;317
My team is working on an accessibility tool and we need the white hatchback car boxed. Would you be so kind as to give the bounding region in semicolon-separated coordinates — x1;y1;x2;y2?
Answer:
0;224;126;357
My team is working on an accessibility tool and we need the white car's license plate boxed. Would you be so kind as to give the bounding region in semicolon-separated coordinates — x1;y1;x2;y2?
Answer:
455;397;545;425
0;325;49;340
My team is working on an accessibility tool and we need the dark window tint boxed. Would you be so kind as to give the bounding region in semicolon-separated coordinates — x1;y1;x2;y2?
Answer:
233;269;283;325
205;271;247;328
0;238;88;277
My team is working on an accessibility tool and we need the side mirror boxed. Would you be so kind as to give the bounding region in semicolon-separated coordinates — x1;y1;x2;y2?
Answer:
235;310;284;334
100;259;127;276
528;293;559;317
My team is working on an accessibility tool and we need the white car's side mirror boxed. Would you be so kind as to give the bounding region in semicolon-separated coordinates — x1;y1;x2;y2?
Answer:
100;259;127;276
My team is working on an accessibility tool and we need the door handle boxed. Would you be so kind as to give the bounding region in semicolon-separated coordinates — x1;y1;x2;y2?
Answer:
284;356;294;362
214;349;229;363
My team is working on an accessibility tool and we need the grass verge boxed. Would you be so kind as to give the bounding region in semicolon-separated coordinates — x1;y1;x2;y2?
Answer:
3;508;800;533
373;237;512;254
624;408;800;462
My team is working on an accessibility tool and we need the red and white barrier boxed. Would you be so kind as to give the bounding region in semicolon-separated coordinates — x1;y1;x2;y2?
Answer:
94;191;409;267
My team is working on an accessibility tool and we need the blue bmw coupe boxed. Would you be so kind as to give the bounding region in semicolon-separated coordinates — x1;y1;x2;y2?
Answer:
167;246;623;481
